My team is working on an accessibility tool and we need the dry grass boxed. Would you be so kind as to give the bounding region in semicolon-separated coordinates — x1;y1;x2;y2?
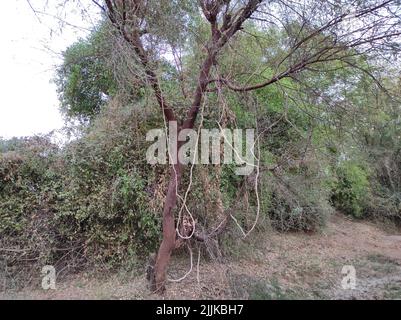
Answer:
2;213;401;300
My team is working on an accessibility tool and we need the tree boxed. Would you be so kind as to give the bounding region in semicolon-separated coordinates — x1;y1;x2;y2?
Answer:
55;22;117;122
89;0;401;293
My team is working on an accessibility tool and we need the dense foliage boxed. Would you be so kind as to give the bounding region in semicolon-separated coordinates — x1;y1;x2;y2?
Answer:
1;2;401;289
55;23;117;122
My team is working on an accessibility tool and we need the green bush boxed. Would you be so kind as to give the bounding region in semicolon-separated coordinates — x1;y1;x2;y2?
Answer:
0;136;74;289
0;137;61;236
0;102;164;288
268;168;333;232
366;151;401;225
331;161;370;218
54;101;163;265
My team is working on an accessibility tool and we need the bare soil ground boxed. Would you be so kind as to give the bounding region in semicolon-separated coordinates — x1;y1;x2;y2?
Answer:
2;214;401;300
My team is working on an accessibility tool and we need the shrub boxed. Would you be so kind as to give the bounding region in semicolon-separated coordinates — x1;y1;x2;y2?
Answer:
331;161;370;218
54;100;163;266
268;169;333;232
0;136;73;289
0;101;164;288
365;151;401;225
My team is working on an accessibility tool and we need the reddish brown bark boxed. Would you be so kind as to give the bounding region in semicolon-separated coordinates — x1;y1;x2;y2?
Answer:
151;53;216;293
151;163;182;292
101;0;263;294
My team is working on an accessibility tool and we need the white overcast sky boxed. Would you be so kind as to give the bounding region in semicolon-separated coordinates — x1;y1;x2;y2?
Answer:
0;0;99;139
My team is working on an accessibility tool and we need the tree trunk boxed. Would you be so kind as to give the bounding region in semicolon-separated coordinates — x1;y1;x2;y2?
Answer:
150;55;216;294
102;0;264;295
151;163;182;293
